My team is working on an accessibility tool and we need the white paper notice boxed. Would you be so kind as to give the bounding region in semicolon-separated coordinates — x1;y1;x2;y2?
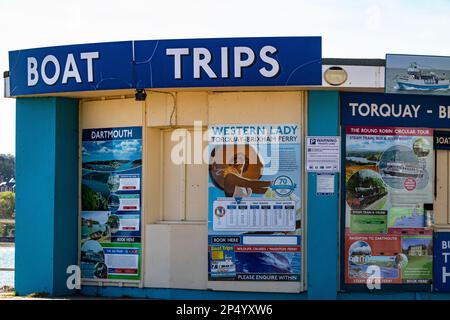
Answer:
316;173;335;195
306;136;340;172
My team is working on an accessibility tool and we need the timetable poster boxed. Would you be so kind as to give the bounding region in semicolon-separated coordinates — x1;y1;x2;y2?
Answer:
208;124;302;282
80;127;142;281
344;126;433;285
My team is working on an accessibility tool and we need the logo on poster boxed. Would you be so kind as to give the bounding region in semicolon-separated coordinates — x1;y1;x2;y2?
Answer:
272;175;295;197
404;177;417;191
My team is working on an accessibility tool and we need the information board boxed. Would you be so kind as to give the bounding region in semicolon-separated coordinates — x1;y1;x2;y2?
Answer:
80;126;142;281
344;125;434;286
208;124;302;282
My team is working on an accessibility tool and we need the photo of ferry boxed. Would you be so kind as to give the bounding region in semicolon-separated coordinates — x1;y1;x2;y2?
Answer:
413;138;432;157
210;257;236;278
396;62;449;91
386;54;450;96
378;145;429;190
381;162;425;179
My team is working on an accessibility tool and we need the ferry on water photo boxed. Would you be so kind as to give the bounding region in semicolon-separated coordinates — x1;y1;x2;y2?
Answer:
396;62;450;91
381;161;425;179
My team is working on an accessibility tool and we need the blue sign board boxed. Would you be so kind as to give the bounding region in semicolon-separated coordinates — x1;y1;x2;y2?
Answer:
9;41;135;96
341;92;450;128
8;37;321;96
433;232;450;292
434;130;450;150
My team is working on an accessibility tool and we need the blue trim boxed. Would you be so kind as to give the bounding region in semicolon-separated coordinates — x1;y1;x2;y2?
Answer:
15;97;79;296
80;285;450;300
8;37;322;96
397;82;449;90
307;91;340;299
80;286;308;300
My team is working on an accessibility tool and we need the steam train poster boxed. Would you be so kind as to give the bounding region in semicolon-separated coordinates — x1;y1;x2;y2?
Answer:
344;126;433;285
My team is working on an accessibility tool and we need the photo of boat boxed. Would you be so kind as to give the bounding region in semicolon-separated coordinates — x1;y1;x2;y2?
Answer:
396;62;449;91
386;54;450;96
210;258;236;277
380;161;425;178
378;145;430;190
413;138;432;157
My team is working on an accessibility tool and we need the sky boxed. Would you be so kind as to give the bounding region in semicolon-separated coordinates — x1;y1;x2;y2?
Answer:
1;0;450;155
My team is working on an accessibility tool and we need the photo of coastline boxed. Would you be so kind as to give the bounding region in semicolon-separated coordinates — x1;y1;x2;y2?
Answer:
82;139;142;173
82;138;142;211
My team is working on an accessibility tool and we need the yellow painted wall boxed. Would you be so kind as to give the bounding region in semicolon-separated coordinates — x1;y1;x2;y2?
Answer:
435;150;450;228
144;91;304;222
143;91;305;292
81;98;144;128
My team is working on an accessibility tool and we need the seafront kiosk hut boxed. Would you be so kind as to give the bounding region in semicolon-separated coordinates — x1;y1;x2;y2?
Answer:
5;36;450;299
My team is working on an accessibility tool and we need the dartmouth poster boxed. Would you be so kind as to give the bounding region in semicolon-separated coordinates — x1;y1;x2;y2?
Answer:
80;126;142;281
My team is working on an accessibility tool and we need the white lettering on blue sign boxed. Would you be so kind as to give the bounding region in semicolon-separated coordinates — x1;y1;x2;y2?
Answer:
349;102;421;118
166;46;280;80
442;240;450;284
439;105;450;119
90;129;133;140
437;137;450;145
27;52;99;86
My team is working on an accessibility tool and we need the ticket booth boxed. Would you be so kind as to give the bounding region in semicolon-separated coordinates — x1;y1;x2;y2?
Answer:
14;37;450;300
7;36;325;298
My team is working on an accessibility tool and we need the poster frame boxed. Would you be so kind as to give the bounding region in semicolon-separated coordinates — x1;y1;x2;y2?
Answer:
385;53;450;97
206;123;305;291
339;125;432;292
78;125;144;286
